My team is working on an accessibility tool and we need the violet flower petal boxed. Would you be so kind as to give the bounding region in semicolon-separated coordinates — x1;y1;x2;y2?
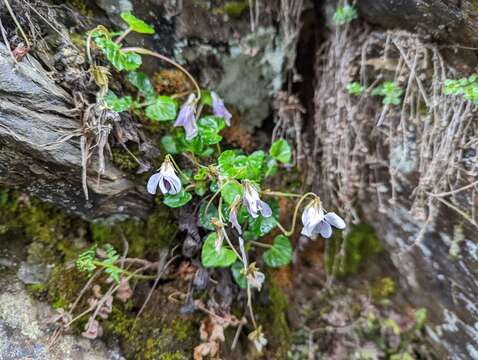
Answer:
160;174;182;195
174;95;198;140
147;173;161;194
259;200;272;218
230;209;242;234
324;212;346;229
317;221;332;238
211;91;232;126
300;223;316;238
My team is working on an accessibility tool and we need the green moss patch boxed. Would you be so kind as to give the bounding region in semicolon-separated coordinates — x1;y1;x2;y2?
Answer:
257;281;290;358
104;304;197;360
326;223;383;278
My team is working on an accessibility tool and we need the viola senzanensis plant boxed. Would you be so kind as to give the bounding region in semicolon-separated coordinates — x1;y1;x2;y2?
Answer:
78;12;346;353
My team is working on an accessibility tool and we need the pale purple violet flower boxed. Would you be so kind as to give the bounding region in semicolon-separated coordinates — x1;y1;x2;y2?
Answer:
174;94;198;140
301;199;325;238
243;182;272;219
211;91;232;126
301;199;346;239
147;158;182;195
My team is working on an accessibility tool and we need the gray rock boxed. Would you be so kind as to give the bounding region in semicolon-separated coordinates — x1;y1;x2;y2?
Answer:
0;275;124;360
16;262;52;285
356;0;478;47
0;43;151;220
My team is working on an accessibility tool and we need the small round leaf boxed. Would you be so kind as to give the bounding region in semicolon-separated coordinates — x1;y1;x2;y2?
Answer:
163;190;192;208
201;233;237;268
270;139;292;164
145;96;177;121
263;235;292;268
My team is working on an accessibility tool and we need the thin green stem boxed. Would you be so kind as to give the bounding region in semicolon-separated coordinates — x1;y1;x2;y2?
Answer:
205;180;232;215
136;99;156;107
115;28;132;44
247;283;257;329
250;240;272;249
92;261;157;280
276;192;319;237
218;199;244;264
166;154;191;182
262;190;304;198
122;47;201;100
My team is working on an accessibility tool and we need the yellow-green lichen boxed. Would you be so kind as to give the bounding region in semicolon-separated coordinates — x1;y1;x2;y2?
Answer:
372;276;396;301
326;223;383;278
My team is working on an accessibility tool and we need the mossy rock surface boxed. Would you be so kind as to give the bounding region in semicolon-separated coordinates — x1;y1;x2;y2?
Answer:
104;285;198;360
256;280;291;358
326;223;383;278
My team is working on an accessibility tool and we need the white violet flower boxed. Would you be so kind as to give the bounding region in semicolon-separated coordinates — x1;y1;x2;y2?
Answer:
301;199;346;239
243;182;272;219
147;157;182;195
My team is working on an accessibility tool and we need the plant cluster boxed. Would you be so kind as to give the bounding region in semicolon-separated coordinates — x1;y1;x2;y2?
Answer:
332;5;358;25
349;74;478;108
346;80;404;105
74;12;346;354
346;81;365;96
372;81;403;105
444;74;478;103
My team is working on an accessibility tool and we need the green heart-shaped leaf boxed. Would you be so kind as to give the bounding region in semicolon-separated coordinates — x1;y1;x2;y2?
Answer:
163;189;192;208
201;233;237;268
103;91;132;112
198;116;225;145
221;182;243;205
127;72;154;95
145;96;177;121
246;150;265;181
198;202;219;231
270;139;292;164
161;135;179;154
249;199;279;237
263;235;292;268
95;38;142;71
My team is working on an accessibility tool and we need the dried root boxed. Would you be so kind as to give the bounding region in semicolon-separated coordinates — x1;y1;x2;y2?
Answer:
312;24;478;246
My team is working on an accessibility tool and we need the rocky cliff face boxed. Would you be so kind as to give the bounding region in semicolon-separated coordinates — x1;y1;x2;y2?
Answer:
1;0;478;358
313;1;478;358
